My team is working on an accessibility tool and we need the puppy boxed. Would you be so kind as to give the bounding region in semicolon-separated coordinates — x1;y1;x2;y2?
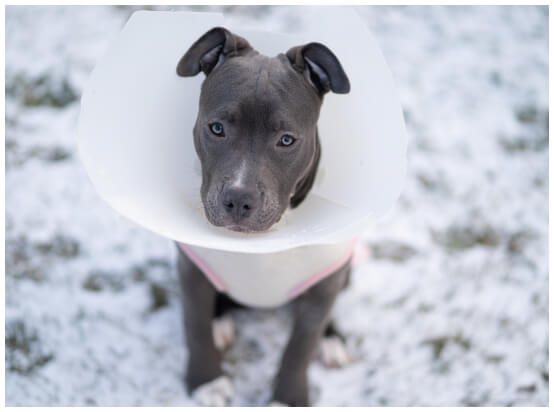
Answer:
175;27;351;406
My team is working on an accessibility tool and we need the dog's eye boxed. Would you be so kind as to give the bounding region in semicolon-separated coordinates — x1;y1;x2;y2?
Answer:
209;122;225;136
278;134;296;147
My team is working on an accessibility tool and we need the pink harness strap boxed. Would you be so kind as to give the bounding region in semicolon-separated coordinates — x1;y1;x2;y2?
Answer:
177;239;368;302
178;243;226;292
285;240;357;300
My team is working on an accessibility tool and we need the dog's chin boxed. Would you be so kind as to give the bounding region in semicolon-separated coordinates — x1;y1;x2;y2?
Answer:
203;205;284;234
224;224;259;234
203;214;267;234
207;215;278;234
222;215;284;233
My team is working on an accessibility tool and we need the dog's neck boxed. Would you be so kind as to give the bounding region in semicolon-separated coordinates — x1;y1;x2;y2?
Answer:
289;131;321;209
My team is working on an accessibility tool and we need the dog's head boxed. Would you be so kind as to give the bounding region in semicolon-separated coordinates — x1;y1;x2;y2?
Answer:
177;27;350;232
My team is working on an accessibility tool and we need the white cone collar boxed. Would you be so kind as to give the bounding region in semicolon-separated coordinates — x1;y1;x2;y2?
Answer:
77;7;407;253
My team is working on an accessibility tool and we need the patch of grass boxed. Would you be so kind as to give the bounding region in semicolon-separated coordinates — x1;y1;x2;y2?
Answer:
221;5;273;18
432;221;538;256
145;257;171;268
6;234;82;283
6;319;54;375
422;333;472;359
499;134;548;153
517;383;537;393
82;270;126;293
11;267;47;282
36;234;80;258
6;143;72;169
130;257;171;283
383;294;410;309
500;106;548;153
82;273;104;292
7;73;78;108
6;236;47;282
415;171;451;195
416;173;438;190
46;146;71;162
6;236;34;266
417;303;435;313
130;265;147;282
369;240;417;262
489;70;502;86
483;353;505;364
85;257;173;296
5;138;18;152
85;398;97;406
507;230;535;255
515;105;540;124
36;146;72;163
431;224;501;251
462;393;490;407
149;282;169;311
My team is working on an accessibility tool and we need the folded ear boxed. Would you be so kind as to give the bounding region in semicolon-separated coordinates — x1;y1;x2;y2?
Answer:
286;42;350;95
177;27;252;77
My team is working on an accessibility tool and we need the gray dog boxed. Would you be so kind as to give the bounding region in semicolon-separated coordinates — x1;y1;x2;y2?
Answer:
176;27;351;406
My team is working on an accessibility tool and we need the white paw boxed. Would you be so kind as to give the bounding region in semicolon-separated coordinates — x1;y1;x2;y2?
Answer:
320;336;351;368
192;376;234;406
212;315;235;351
269;401;289;407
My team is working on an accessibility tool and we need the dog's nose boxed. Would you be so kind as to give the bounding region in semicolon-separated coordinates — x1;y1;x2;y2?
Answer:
222;185;259;221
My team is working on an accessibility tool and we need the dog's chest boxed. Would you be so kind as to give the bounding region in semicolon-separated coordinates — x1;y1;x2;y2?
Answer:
178;239;356;308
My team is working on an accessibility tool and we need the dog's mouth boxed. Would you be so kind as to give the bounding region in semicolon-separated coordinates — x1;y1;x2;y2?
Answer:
203;205;277;234
212;215;281;234
224;224;258;233
203;209;274;234
202;188;284;234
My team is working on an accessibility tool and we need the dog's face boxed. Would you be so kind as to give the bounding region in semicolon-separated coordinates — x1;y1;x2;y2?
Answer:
177;27;349;232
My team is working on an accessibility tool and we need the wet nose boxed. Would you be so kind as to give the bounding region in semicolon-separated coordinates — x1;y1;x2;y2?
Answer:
222;185;259;221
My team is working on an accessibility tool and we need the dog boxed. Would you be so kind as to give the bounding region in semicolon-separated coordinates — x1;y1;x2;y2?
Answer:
175;27;351;406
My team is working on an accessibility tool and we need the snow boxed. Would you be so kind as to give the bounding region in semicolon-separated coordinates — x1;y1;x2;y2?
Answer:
5;5;548;406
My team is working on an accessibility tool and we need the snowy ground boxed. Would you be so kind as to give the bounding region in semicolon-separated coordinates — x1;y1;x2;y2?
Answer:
5;6;548;406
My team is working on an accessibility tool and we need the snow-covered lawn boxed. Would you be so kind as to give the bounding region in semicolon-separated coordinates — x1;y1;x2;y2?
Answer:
5;6;548;406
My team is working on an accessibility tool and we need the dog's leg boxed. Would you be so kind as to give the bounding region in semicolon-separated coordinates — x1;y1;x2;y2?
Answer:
177;247;233;406
320;321;351;368
272;263;351;406
213;293;243;351
320;269;352;368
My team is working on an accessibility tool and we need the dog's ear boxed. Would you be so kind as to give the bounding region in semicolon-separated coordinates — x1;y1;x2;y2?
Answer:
177;27;252;77
286;42;350;95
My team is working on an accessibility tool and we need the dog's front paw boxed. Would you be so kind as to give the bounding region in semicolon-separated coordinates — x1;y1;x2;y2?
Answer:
212;315;235;351
269;401;289;407
320;336;351;368
192;375;234;406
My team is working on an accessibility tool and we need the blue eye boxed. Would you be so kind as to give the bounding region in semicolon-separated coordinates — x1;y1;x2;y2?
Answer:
279;134;296;147
210;122;225;136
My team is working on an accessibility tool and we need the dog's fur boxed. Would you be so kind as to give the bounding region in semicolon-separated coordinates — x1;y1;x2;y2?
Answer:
176;27;351;406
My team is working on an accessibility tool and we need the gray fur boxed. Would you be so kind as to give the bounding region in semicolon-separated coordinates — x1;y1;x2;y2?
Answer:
175;27;351;405
178;27;349;233
272;262;350;406
177;248;222;392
